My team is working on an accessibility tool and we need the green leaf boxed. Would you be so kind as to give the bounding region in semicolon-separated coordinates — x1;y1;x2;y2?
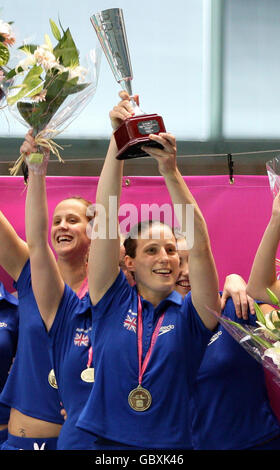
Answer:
49;19;61;41
6;67;24;80
46;70;89;99
17;71;69;130
60;79;89;96
266;288;280;306
53;28;79;67
0;43;9;67
7;65;43;106
57;16;65;34
254;302;266;325
18;44;38;54
222;317;273;349
45;70;69;99
17;99;52;131
267;327;280;340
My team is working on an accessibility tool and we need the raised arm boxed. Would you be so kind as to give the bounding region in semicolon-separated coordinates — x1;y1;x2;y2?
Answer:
22;130;65;330
142;133;221;330
247;191;280;302
88;93;137;305
0;210;29;281
220;273;255;319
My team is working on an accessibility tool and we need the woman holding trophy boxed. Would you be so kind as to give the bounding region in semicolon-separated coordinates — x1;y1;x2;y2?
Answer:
20;89;220;449
73;91;221;449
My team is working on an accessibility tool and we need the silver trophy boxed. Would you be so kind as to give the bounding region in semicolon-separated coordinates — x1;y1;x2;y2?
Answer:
90;8;166;160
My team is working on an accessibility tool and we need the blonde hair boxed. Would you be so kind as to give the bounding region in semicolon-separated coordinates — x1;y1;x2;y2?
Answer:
60;196;94;222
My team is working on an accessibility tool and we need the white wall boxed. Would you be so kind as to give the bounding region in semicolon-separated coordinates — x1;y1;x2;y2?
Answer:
223;0;280;138
0;0;209;139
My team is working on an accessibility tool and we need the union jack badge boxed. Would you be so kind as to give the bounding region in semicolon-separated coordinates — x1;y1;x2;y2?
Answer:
74;332;89;347
123;314;137;333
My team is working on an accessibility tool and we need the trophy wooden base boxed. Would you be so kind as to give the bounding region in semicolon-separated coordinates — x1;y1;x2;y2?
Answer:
114;113;166;160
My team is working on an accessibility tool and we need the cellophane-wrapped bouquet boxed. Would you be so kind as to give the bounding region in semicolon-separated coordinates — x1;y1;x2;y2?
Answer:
216;155;280;386
266;157;280;276
266;155;280;199
212;288;280;386
0;17;16;106
5;18;101;179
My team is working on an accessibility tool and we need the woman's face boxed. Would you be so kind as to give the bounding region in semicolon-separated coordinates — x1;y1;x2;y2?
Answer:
175;238;190;298
125;223;180;298
51;199;90;260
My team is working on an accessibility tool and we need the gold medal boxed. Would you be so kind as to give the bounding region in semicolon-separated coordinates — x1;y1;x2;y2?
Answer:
48;369;58;389
81;367;95;383
128;385;152;411
127;295;164;413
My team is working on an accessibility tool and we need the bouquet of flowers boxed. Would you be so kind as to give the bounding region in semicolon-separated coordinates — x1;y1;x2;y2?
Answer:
0;17;16;106
212;289;280;386
266;157;280;278
5;18;101;179
266;156;280;198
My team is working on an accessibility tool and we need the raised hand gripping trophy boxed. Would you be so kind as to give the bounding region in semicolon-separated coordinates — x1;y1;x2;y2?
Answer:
90;8;166;160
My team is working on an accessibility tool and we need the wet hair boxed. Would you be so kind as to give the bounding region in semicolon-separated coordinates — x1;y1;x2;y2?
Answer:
123;220;176;259
21;161;29;184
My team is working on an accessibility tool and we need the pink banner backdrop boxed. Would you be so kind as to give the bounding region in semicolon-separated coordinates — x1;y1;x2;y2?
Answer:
1;174;279;419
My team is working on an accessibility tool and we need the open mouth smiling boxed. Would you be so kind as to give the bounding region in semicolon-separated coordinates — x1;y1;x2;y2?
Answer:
152;268;172;276
176;279;190;289
56;235;74;243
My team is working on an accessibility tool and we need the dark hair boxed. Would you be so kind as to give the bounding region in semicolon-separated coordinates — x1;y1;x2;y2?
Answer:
123;220;176;258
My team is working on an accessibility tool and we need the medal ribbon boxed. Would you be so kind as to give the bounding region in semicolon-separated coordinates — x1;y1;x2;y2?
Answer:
137;294;165;386
77;277;88;299
87;345;93;369
77;277;92;369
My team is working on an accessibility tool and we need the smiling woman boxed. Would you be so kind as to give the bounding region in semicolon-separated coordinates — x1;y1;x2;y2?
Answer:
74;91;221;450
123;221;180;306
0;134;96;449
51;197;93;264
10;127;107;450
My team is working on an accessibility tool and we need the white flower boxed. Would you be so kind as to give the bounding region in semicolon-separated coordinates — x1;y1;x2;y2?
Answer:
264;310;280;329
67;65;88;82
263;341;280;368
0;20;15;46
255;310;280;338
16;53;36;72
34;46;59;71
0;20;10;35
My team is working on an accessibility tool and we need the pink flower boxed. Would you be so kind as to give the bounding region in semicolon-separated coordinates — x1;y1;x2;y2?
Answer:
32;89;47;102
34;46;59;71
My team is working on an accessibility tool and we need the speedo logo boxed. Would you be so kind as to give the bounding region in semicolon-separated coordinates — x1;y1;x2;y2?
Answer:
158;325;174;336
208;331;222;346
0;322;7;328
